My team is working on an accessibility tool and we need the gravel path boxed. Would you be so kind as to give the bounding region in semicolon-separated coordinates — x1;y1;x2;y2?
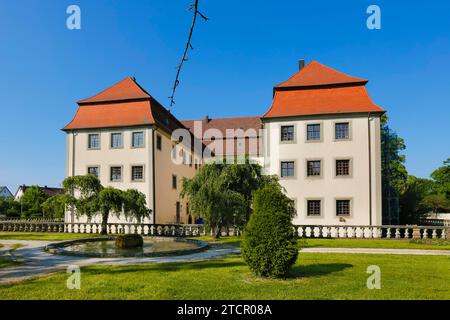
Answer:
0;240;239;285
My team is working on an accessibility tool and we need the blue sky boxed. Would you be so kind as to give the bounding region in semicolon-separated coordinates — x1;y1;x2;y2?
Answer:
0;0;449;192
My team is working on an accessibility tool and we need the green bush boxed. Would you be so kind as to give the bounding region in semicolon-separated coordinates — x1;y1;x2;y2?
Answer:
242;185;298;278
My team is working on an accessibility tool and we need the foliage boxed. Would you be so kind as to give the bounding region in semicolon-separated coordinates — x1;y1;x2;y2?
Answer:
399;176;433;224
430;158;450;199
181;163;247;238
19;186;49;217
381;114;408;224
62;176;150;234
42;195;67;219
242;184;298;278
422;193;450;214
0;197;21;217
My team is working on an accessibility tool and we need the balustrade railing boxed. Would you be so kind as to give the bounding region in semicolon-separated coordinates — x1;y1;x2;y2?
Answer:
0;220;448;240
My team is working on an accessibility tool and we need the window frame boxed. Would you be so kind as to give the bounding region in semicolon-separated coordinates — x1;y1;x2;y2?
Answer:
306;199;323;218
109;166;123;182
156;134;162;151
172;174;177;189
280;124;296;143
130;165;145;182
110;132;123;149
280;160;296;179
335;198;352;217
333;121;352;141
306;159;323;178
87;133;101;150
131;131;145;148
87;166;100;178
305;123;322;143
335;158;352;178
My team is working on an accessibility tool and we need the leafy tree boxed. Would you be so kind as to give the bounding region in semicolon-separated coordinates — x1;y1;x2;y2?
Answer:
399;176;433;224
422;193;450;216
242;184;298;278
381;114;408;224
20;186;48;217
181;163;248;238
42;194;68;219
62;175;150;234
0;197;21;217
430;159;450;199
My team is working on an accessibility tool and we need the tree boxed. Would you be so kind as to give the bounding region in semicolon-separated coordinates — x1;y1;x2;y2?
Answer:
62;175;150;234
242;184;298;278
20;186;48;217
0;197;21;217
381;114;408;224
42;194;68;219
430;158;450;199
399;176;433;224
422;194;450;216
181;163;248;238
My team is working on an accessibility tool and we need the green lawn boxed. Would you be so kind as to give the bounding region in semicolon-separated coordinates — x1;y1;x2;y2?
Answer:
0;253;449;300
0;233;102;241
198;236;450;250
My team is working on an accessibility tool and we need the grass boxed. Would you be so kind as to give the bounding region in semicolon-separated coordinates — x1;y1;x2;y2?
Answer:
196;236;450;250
0;233;102;241
0;253;449;299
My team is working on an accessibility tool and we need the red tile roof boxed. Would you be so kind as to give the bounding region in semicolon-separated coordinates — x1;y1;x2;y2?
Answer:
264;61;384;118
77;77;151;104
63;77;186;133
275;61;367;88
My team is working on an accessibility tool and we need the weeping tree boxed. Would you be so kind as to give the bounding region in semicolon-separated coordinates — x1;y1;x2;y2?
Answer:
63;175;151;234
181;163;279;238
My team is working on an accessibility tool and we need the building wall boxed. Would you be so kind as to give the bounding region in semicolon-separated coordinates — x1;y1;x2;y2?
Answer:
154;129;200;224
263;114;382;226
65;126;154;224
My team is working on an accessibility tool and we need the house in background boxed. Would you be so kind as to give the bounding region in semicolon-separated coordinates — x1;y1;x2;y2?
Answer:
0;186;13;198
63;60;384;226
14;185;63;201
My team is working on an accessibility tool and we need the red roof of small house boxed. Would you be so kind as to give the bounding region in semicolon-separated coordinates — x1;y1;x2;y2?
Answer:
63;77;186;134
263;61;384;119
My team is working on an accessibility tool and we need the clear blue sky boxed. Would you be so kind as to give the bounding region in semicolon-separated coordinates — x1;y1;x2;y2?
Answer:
1;0;449;192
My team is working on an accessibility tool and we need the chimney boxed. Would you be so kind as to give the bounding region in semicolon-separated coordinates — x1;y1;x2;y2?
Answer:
299;59;305;70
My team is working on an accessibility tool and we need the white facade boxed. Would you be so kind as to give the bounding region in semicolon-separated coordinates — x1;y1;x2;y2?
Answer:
263;114;382;226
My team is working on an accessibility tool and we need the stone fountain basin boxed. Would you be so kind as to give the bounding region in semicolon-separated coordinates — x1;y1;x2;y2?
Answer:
45;237;208;258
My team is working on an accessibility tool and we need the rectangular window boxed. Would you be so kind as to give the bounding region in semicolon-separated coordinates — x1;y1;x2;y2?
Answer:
307;200;321;216
335;122;349;140
189;155;193;167
131;166;144;181
307;160;321;176
172;175;177;189
111;133;123;148
281;161;295;178
281;125;294;142
306;124;321;141
132;132;144;148
88;134;100;149
156;134;162;150
110;167;122;182
336;159;350;176
87;166;99;178
336;200;351;216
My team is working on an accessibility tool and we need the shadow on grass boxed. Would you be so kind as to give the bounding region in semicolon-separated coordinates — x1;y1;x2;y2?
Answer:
87;259;247;275
289;263;353;278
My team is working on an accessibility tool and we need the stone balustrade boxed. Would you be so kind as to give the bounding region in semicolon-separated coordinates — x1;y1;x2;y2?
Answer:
0;220;448;240
295;225;449;240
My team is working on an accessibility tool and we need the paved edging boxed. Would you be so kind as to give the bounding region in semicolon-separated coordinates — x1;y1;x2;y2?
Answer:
300;247;450;256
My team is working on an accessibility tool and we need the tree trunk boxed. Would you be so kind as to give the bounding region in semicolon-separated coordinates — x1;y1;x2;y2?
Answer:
101;210;109;235
213;224;222;239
